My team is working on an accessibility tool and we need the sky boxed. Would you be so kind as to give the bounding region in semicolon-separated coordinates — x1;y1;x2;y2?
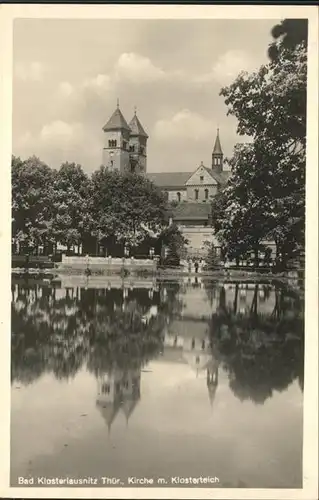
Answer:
12;18;280;174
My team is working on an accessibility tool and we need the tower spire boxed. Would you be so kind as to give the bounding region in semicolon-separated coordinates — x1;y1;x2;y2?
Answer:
213;128;223;155
212;127;223;172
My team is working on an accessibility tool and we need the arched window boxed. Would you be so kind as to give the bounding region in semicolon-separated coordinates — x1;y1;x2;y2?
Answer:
194;189;199;200
108;139;117;148
205;188;209;200
177;192;181;202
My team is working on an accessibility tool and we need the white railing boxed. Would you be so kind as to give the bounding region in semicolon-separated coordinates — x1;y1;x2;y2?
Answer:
61;255;156;267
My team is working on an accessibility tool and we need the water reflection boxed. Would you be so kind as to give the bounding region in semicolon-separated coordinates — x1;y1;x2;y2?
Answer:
11;278;304;412
207;282;304;404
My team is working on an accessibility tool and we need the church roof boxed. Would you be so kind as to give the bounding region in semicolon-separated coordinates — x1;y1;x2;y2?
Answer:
129;113;148;138
172;202;212;221
96;400;121;429
213;129;223;155
211;170;231;184
102;106;131;132
147;172;192;188
147;169;230;189
121;398;140;420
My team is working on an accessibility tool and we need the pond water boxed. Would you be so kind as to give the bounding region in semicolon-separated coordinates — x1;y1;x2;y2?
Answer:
11;276;304;489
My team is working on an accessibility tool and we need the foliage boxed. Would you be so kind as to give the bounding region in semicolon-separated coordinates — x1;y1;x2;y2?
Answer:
88;167;167;248
159;223;188;266
268;18;308;61
12;159;177;256
212;20;306;268
50;162;92;249
12;156;56;252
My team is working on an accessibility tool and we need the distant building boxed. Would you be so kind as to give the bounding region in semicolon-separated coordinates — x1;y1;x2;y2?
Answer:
102;101;148;175
102;104;231;256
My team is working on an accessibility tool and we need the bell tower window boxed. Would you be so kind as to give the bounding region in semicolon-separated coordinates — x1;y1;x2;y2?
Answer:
108;139;117;148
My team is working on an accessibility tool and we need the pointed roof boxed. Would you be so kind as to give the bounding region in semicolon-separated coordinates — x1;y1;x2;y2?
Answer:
213;129;223;155
102;102;131;132
96;400;121;431
121;397;140;421
129;110;148;138
207;384;218;406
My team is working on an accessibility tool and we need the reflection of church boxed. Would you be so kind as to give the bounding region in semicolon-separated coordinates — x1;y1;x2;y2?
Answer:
163;321;219;406
159;282;220;405
96;368;141;433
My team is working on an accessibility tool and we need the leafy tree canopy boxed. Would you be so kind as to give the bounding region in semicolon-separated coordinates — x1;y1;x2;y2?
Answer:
212;19;306;267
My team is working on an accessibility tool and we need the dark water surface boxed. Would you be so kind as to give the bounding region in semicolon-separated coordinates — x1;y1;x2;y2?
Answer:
11;276;304;488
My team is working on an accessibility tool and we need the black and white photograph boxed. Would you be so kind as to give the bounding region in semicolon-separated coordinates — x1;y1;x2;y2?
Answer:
0;4;318;500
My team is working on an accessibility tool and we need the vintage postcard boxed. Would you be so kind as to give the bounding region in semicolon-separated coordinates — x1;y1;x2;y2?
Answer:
0;3;318;499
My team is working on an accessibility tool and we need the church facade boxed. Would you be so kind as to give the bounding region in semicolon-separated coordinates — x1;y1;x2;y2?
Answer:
102;104;231;256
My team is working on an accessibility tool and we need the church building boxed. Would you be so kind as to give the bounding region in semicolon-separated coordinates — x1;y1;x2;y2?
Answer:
102;103;231;256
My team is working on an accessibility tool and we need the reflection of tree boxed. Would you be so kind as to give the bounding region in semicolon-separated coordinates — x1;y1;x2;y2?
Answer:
87;300;165;376
12;279;304;405
210;283;304;404
11;281;182;385
11;284;90;383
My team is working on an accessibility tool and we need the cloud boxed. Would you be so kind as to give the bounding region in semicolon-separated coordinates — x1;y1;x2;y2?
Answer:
195;50;258;86
154;109;216;143
82;74;112;92
14;61;46;82
15;120;102;171
114;52;165;84
40;120;80;143
58;81;74;97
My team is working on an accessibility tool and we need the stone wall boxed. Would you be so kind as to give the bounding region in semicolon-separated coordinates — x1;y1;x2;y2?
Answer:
167;189;187;202
60;255;157;270
186;185;217;203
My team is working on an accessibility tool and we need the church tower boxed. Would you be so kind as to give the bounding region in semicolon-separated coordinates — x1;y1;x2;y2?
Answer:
212;128;223;173
128;108;148;174
102;100;131;173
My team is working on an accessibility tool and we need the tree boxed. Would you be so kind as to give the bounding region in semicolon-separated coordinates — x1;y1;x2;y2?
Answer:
159;223;188;266
89;168;167;252
213;21;306;269
50;162;91;252
12;155;56;254
202;240;221;270
268;19;308;61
